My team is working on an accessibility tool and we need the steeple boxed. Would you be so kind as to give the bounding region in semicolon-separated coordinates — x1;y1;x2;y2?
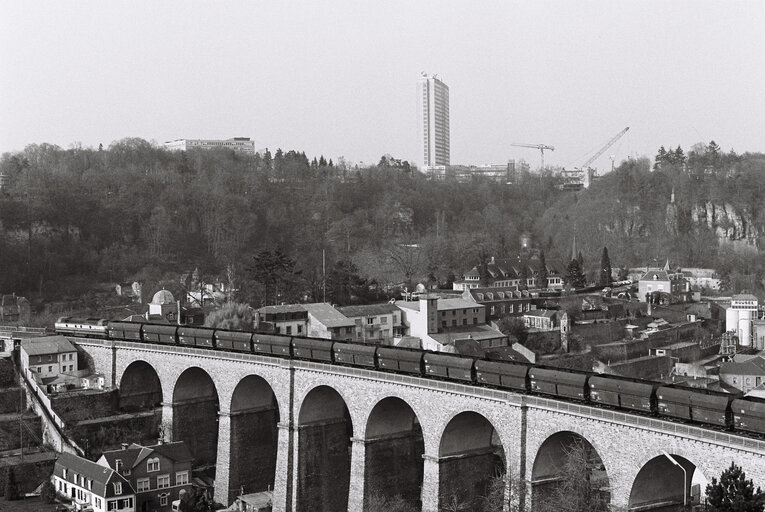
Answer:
571;234;577;262
670;187;675;204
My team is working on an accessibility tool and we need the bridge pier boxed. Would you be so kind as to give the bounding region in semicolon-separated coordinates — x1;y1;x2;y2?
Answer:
272;422;293;512
160;402;173;442
213;409;231;506
347;437;366;511
421;454;440;512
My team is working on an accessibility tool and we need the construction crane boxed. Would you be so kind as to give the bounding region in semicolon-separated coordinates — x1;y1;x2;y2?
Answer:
580;126;630;171
509;142;555;171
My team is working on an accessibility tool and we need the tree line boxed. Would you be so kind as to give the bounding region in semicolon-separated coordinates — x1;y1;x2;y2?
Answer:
1;139;763;310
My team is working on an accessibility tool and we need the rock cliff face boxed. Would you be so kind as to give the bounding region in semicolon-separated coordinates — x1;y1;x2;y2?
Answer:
601;205;647;237
690;202;759;247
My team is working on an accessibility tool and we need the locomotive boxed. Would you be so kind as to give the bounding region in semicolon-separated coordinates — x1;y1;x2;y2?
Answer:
55;317;765;437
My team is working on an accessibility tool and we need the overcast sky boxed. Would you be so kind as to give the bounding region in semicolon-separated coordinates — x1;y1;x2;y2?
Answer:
2;1;763;170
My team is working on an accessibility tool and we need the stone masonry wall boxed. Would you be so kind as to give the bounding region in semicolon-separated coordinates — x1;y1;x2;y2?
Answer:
69;338;765;512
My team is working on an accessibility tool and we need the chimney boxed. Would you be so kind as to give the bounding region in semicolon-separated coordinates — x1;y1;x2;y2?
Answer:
121;443;128;450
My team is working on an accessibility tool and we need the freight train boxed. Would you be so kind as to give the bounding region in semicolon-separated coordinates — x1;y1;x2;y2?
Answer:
54;317;765;437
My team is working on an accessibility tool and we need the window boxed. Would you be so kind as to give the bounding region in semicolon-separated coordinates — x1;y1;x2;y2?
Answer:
367;317;374;324
48;365;53;372
157;474;170;489
176;471;189;486
88;479;92;491
113;482;122;495
115;459;122;472
473;318;478;324
159;494;169;506
381;317;387;324
286;326;292;335
108;500;117;511
95;498;101;508
147;457;160;472
297;324;303;333
451;319;456;326
463;319;467;325
69;365;73;371
63;469;67;479
137;478;150;491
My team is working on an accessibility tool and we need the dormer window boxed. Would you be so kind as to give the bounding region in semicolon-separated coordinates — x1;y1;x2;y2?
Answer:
88;479;92;491
113;482;122;495
147;457;160;472
63;469;67;479
115;459;122;472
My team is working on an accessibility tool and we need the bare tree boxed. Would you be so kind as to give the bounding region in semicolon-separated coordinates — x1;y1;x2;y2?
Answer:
534;437;610;512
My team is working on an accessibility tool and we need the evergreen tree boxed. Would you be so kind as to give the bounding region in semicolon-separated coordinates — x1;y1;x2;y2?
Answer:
319;155;327;167
538;251;549;289
4;467;19;501
565;259;586;289
599;247;612;287
706;462;764;512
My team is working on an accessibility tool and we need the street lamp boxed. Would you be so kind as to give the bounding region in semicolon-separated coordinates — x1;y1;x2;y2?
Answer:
662;450;687;508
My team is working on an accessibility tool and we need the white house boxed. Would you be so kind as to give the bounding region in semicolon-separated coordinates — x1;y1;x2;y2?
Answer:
52;451;136;512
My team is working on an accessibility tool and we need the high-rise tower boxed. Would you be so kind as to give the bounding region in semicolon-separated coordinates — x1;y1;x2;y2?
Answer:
418;74;450;169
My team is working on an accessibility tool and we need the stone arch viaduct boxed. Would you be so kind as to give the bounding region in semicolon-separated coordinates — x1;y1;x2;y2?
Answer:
77;338;765;511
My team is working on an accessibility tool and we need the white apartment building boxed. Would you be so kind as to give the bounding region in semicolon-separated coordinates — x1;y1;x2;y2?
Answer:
418;74;450;168
163;137;255;154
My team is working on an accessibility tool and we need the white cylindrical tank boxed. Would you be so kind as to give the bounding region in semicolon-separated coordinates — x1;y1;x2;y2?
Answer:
726;309;738;334
738;310;752;346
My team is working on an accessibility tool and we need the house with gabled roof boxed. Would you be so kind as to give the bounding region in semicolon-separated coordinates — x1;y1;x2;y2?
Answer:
303;303;356;341
638;261;690;303
336;303;404;343
453;256;563;291
20;335;78;381
97;441;193;512
461;286;537;321
719;356;765;394
396;295;508;353
53;451;136;512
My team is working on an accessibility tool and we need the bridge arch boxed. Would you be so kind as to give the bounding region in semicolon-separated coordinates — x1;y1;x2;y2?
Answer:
437;411;506;510
225;374;280;503
363;396;424;509
629;452;706;510
172;366;220;467
531;430;610;511
118;360;162;411
296;385;353;512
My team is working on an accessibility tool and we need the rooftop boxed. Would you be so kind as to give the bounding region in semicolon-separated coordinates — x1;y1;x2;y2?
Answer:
100;441;193;470
430;324;507;345
336;303;399;317
397;297;481;312
55;452;132;498
720;356;765;376
255;304;307;314
523;309;558;319
21;335;77;356
732;293;759;302
303;303;355;328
